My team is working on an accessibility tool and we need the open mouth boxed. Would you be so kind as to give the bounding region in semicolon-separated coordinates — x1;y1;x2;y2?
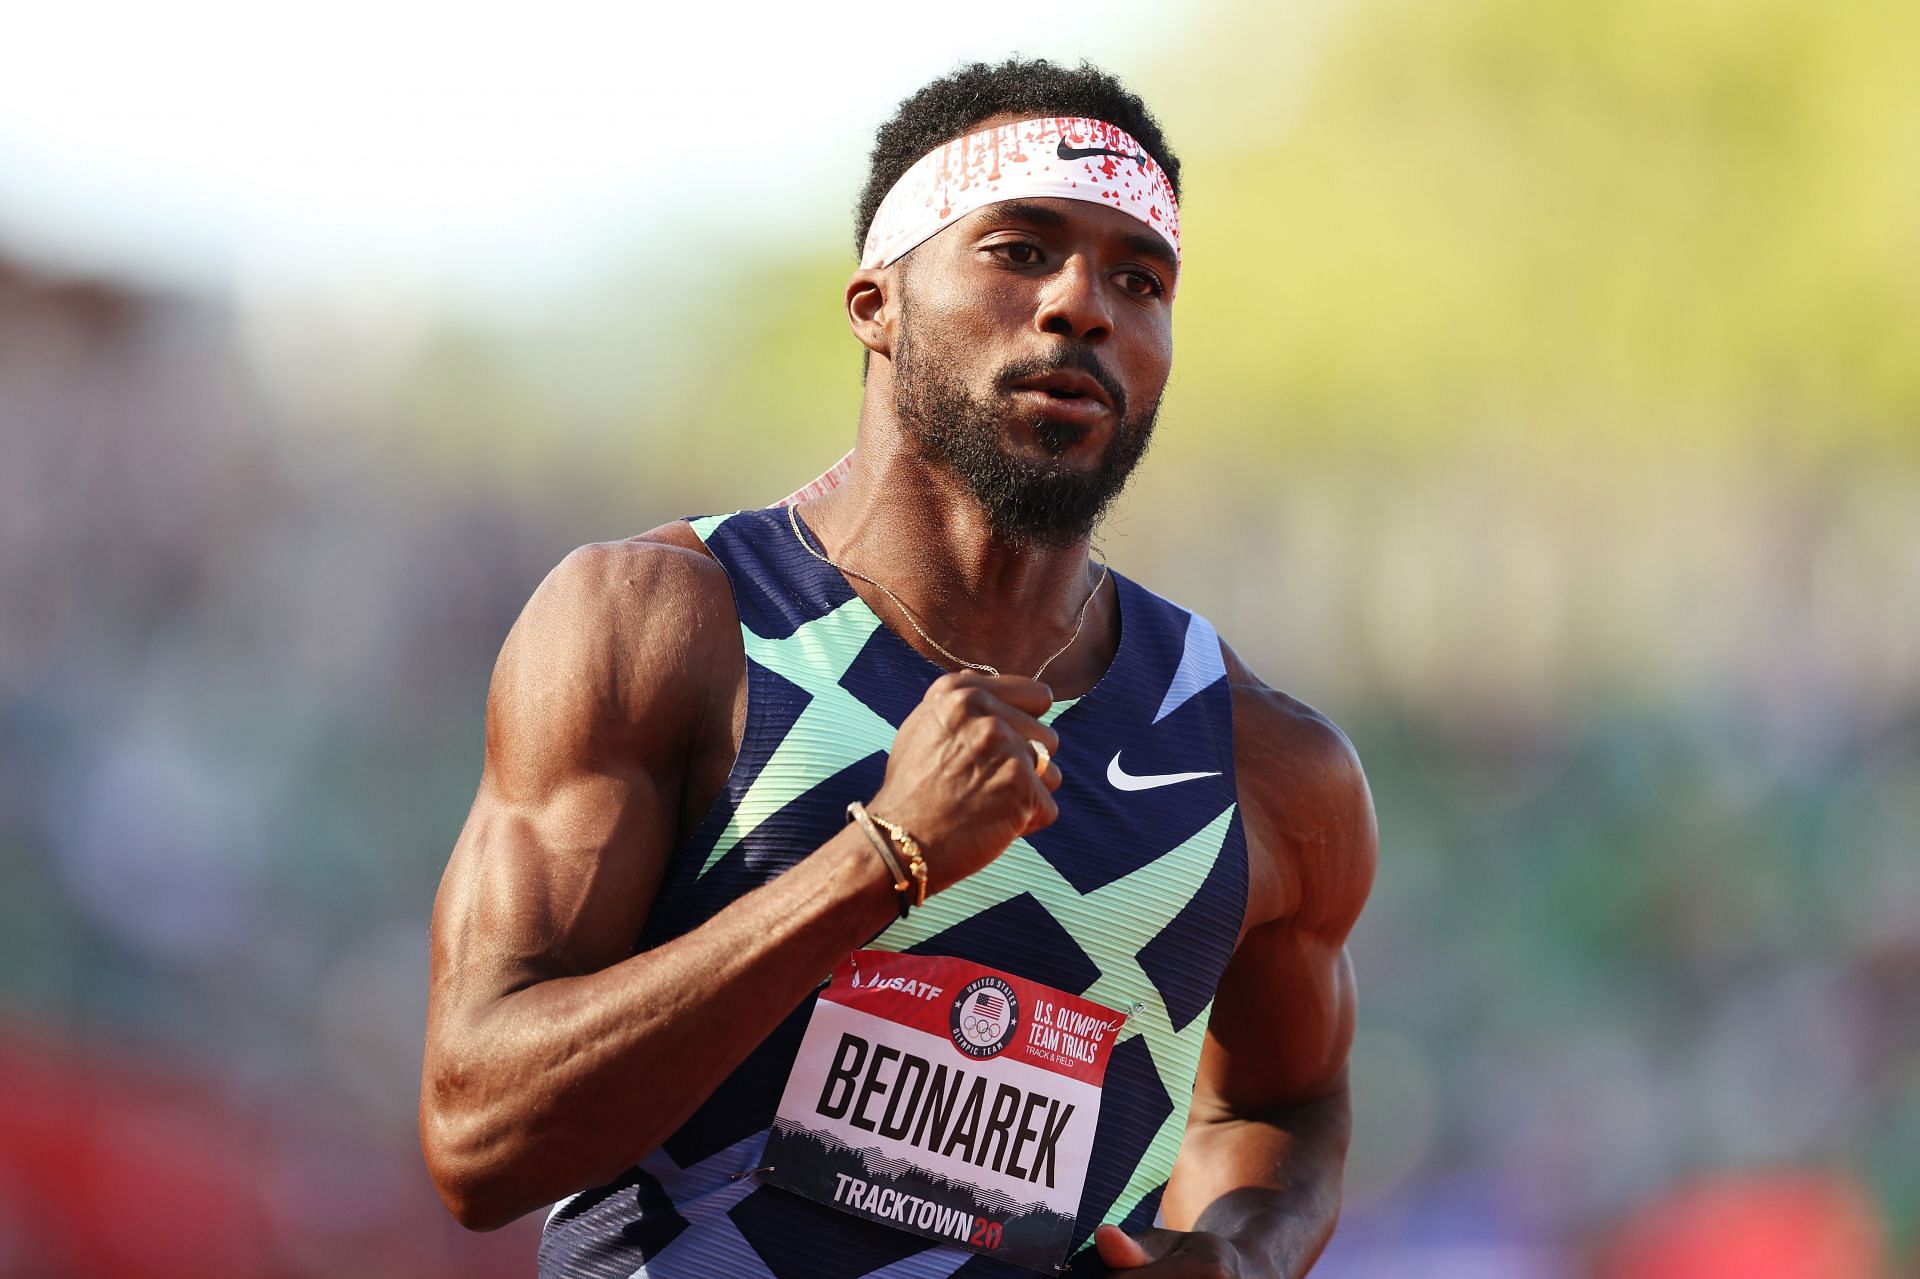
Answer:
1011;368;1116;412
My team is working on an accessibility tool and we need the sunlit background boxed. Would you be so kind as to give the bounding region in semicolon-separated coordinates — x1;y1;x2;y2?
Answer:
2;0;1915;1274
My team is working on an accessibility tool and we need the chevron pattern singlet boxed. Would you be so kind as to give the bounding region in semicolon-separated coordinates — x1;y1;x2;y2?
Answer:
538;508;1249;1279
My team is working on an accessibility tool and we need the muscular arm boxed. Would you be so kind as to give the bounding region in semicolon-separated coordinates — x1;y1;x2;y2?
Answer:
420;530;1063;1231
1105;648;1377;1276
419;534;901;1229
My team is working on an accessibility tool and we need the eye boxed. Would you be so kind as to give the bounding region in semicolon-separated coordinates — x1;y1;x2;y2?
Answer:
1118;268;1166;298
988;240;1045;266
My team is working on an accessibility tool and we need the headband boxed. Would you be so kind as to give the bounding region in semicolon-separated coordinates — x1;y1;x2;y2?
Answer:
860;116;1180;275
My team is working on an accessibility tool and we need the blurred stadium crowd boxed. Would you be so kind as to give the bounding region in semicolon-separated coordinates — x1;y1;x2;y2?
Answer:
2;0;1915;1274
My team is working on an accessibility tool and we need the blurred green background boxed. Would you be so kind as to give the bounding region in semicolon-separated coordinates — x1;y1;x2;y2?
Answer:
1;0;1915;1274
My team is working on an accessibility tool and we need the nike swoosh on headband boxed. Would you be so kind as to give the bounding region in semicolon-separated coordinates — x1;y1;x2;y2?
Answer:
1106;751;1222;792
1056;140;1147;169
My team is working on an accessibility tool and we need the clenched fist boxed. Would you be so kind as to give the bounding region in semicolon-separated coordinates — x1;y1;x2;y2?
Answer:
866;672;1063;895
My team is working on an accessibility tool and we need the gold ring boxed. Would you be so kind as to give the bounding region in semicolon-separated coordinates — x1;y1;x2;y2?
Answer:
1030;740;1051;775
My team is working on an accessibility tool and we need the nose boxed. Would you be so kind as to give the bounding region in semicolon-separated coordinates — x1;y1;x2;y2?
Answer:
1034;253;1113;343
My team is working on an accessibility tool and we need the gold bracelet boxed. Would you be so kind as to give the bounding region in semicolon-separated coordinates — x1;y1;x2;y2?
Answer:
862;809;929;909
846;801;911;917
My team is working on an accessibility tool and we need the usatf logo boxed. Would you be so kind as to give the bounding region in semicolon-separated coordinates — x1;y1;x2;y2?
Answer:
949;976;1019;1059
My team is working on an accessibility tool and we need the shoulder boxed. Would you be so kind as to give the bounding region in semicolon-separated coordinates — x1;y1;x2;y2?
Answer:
527;520;731;631
501;523;735;700
1221;640;1378;936
484;523;740;789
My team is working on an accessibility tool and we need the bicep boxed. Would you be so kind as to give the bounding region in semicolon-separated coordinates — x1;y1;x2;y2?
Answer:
433;758;676;1008
1162;923;1360;1232
426;542;718;1029
1196;673;1378;1115
1191;925;1358;1118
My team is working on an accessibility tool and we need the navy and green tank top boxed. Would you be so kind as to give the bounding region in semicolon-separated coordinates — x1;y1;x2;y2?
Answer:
539;507;1248;1279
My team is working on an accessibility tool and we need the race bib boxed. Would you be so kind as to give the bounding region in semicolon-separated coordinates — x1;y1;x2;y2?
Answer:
762;951;1122;1272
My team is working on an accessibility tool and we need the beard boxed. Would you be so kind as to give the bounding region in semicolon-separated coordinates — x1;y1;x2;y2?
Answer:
891;320;1161;550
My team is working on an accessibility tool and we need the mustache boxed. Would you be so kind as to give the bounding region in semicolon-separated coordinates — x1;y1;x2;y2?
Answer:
995;346;1129;419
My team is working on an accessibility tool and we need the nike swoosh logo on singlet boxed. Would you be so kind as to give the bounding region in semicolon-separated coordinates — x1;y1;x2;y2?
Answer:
1107;751;1222;792
1056;140;1147;169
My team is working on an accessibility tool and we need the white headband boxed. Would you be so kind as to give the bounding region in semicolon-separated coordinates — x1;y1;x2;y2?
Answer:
860;116;1180;273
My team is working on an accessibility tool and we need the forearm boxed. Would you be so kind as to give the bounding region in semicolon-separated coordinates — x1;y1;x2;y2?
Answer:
1163;1083;1351;1277
423;826;896;1228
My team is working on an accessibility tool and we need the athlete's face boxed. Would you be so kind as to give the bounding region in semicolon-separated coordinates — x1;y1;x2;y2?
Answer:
887;195;1176;548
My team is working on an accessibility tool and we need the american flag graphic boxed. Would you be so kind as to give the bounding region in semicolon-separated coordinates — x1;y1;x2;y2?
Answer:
973;992;1005;1021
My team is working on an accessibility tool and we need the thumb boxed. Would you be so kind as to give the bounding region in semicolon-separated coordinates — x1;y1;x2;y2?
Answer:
1094;1224;1175;1269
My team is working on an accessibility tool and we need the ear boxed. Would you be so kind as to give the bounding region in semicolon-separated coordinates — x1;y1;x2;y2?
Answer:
845;266;894;360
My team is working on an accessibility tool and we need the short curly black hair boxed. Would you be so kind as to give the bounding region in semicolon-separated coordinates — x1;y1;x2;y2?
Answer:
853;58;1181;259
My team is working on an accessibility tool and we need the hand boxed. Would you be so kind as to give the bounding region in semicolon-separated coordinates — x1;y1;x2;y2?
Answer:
1094;1224;1252;1277
868;671;1062;894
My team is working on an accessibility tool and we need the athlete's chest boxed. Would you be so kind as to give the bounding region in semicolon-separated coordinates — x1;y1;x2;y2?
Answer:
655;524;1250;1004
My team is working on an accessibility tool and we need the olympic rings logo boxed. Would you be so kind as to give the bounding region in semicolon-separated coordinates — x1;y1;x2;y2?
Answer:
949;976;1018;1059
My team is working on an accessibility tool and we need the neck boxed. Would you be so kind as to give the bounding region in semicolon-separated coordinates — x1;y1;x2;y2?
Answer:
794;380;1119;693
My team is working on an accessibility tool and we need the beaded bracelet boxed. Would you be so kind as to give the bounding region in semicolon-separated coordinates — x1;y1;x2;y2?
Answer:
846;801;912;918
861;807;928;910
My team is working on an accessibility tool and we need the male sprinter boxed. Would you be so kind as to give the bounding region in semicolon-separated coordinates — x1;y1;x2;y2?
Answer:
422;59;1376;1278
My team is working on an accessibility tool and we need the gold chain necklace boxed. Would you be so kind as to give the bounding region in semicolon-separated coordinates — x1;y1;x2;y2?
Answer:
787;502;1109;682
